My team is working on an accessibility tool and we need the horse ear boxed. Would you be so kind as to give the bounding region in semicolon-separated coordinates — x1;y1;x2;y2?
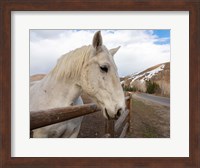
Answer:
109;46;120;57
92;31;103;49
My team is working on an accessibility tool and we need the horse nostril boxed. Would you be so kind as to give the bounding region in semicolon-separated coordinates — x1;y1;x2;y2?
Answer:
115;108;122;119
117;109;121;116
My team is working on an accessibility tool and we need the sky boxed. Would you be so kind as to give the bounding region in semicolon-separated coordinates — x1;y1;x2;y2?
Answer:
30;30;170;77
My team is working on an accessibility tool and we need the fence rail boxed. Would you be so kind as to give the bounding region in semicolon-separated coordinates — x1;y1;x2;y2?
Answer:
30;103;101;130
30;92;132;138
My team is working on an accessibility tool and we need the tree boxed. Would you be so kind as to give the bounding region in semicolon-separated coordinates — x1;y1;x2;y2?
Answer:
123;86;137;92
146;80;160;94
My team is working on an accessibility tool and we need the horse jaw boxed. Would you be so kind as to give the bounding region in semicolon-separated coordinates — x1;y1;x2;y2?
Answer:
95;79;125;120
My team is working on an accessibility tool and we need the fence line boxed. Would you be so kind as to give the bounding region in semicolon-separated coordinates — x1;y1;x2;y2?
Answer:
30;103;101;130
30;92;132;138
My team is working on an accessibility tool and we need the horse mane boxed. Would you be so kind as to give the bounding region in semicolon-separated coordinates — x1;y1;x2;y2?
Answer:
49;45;92;81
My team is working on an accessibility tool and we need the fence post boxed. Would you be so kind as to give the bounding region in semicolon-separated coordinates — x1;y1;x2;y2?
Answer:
125;92;132;132
105;120;115;138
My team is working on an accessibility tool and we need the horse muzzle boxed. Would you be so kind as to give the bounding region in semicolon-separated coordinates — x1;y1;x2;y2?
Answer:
104;108;123;120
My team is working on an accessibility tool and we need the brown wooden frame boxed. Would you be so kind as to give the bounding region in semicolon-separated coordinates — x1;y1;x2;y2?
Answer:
0;0;199;167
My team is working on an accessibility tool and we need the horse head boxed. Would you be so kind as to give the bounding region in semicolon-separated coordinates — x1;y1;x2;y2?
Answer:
81;31;125;120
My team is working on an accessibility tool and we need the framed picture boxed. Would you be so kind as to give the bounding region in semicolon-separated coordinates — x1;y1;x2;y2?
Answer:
29;29;171;140
1;0;199;168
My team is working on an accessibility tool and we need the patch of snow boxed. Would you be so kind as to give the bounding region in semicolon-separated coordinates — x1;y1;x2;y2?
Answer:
141;64;165;82
131;64;165;84
140;78;145;83
130;74;144;85
125;64;166;87
145;64;165;79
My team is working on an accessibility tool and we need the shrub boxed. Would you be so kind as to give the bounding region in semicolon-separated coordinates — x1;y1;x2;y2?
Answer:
123;86;137;92
146;80;160;94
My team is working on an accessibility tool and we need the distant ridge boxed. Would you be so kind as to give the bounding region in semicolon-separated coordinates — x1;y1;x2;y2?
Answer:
121;62;170;96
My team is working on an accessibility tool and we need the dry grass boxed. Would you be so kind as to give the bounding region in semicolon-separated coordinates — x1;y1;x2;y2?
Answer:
126;94;170;138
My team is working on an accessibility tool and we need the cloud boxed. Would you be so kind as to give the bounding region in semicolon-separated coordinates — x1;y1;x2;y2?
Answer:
30;30;170;77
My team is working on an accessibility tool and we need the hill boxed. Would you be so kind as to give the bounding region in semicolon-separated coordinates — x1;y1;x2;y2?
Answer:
121;62;170;97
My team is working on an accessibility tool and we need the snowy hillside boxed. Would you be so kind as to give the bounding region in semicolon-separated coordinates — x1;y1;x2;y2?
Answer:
121;62;170;96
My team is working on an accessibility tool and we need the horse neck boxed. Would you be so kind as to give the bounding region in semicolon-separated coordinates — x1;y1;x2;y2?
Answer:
41;75;82;106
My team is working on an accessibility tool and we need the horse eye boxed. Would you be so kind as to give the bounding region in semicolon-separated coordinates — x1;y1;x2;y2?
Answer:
100;65;108;73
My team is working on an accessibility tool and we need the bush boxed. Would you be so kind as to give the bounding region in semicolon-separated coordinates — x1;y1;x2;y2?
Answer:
123;86;137;92
146;80;160;94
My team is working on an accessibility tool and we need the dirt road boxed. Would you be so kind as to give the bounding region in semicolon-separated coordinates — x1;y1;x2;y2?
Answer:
134;93;170;107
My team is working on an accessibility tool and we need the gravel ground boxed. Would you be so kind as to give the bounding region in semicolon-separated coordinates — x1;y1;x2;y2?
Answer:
78;111;106;138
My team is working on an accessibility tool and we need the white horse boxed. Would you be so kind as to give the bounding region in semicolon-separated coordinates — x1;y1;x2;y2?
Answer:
30;31;125;138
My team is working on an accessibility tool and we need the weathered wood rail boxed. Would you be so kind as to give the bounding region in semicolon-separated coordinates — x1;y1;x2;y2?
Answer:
30;92;132;138
30;103;101;130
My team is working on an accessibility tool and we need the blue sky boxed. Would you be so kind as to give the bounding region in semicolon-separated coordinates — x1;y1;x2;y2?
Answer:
153;30;170;45
153;30;170;38
30;30;170;77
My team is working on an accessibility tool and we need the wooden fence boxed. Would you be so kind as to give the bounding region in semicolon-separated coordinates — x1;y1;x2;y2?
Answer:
30;92;132;138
